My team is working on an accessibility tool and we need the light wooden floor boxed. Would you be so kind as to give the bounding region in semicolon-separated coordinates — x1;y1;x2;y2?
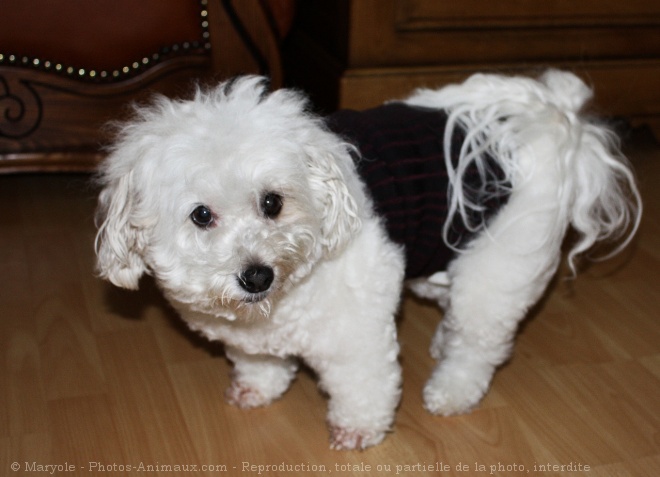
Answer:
1;131;659;477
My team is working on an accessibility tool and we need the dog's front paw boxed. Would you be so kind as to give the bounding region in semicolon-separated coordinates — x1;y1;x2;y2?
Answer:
225;382;273;409
329;426;385;451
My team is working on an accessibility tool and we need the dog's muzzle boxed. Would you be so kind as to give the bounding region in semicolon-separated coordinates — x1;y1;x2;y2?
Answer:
238;265;274;296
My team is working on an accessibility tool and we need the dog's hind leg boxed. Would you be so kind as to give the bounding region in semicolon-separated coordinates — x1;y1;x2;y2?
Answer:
417;70;640;416
422;222;562;415
422;180;570;416
423;129;571;415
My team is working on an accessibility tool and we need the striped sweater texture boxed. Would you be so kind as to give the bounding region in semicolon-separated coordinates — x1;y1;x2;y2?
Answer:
327;103;506;279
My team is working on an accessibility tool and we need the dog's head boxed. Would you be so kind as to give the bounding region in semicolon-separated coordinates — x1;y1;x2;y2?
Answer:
95;76;363;320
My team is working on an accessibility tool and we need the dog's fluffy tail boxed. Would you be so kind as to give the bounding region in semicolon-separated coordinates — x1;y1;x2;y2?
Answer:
405;69;642;273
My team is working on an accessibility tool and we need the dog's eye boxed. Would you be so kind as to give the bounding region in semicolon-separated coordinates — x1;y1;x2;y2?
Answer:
261;192;283;219
190;205;215;228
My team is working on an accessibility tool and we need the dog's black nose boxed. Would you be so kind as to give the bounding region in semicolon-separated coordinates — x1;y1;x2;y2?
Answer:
238;265;274;294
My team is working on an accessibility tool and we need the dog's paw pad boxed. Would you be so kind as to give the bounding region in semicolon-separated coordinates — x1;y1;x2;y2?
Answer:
329;426;383;451
225;382;271;409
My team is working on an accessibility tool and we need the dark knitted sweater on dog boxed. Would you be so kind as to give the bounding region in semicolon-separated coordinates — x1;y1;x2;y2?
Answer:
327;103;506;279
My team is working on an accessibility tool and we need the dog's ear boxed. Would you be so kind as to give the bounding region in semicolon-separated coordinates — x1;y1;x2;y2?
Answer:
304;146;362;256
94;171;148;290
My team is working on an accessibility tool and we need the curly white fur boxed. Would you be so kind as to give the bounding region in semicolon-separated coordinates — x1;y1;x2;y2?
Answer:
405;70;641;274
95;71;640;449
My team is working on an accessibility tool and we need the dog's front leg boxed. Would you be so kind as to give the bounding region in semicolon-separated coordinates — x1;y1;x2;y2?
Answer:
224;346;298;409
306;338;402;450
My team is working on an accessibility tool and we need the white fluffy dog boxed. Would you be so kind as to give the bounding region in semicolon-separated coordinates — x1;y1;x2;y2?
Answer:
95;70;641;450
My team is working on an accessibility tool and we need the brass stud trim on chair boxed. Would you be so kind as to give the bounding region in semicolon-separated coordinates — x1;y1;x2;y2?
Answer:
0;0;211;83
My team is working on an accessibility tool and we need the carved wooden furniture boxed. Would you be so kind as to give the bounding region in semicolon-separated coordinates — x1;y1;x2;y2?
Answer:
0;0;294;173
284;0;660;135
